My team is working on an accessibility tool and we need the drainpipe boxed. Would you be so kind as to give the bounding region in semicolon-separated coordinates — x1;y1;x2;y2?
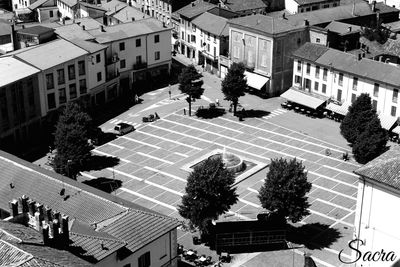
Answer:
355;177;366;267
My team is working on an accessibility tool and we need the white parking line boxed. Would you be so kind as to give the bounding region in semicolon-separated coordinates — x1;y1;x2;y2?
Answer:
143;166;187;182
311;183;357;201
92;149;130;163
314;198;354;212
186;116;244;134
137;129;201;151
162;117;305;161
238;198;261;208
174;152;189;158
119;187;178;211
323;165;359;177
80;172;96;179
330;210;355;228
308;170;357;189
108;143;124;149
137;152;174;165
120;136;161;149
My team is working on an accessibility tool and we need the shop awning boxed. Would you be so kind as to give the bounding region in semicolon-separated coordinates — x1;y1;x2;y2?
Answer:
378;113;397;130
325;102;350;116
280;87;328;109
392;125;400;134
244;71;269;90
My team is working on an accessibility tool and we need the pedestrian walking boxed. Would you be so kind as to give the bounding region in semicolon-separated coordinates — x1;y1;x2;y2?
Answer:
168;84;171;99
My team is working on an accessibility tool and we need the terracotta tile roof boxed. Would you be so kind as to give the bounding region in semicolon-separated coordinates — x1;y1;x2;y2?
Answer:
28;0;53;10
0;150;179;258
291;42;329;61
220;0;266;12
175;1;216;20
192;12;229;36
354;146;400;191
229;14;302;35
99;209;179;252
324;21;361;34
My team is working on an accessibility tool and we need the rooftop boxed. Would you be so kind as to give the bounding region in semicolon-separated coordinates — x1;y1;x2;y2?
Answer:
292;42;400;87
14;39;88;70
28;0;53;10
0;221;92;267
219;0;267;12
55;24;95;40
0;56;40;87
324;21;361;34
17;25;54;36
112;5;150;23
0;150;180;257
294;0;334;5
0;22;11;36
229;14;302;35
354;146;400;191
192;12;229;36
175;1;216;20
67;39;107;53
88;18;169;43
59;0;78;7
384;20;400;32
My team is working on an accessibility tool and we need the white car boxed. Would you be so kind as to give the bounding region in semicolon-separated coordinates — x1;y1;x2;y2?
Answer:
113;123;135;136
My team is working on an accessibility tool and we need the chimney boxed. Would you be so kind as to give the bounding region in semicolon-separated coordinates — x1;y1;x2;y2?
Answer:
34;211;42;231
372;0;376;12
163;21;166;27
362;52;365;57
358;53;362;60
42;225;50;245
304;19;309;26
11;24;18;51
82;25;86;30
52;219;60;246
61;215;69;243
9;199;18;217
28;199;36;216
282;12;286;19
191;1;195;6
21;195;29;213
44;206;52;223
348;26;352;32
100;25;105;32
132;17;135;21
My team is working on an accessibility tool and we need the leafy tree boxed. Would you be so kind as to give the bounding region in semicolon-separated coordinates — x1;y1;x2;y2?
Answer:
361;19;391;44
258;158;311;223
53;102;93;179
178;157;238;234
221;62;247;115
340;93;376;144
353;115;388;164
178;65;204;116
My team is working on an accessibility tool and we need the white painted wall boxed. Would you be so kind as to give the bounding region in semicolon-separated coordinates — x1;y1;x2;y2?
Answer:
292;59;400;118
285;0;299;14
57;0;76;19
129;0;171;26
87;50;106;90
353;179;400;267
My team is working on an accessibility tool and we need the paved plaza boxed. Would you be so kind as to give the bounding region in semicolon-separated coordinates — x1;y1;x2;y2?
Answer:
81;103;361;267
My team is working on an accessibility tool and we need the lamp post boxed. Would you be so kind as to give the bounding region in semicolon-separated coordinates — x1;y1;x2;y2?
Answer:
67;159;72;178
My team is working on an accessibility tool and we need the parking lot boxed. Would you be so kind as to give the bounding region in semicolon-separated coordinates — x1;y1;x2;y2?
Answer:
82;105;360;267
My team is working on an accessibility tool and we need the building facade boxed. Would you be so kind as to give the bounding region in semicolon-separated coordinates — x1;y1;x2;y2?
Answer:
226;14;309;96
353;147;400;267
285;0;339;14
128;0;172;26
0;57;42;151
57;0;77;19
292;42;400;120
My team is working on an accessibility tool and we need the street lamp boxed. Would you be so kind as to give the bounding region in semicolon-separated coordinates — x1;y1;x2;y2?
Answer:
67;159;72;178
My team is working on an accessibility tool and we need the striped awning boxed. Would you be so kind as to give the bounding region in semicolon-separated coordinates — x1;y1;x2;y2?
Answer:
281;87;328;109
325;102;350;116
378;113;398;131
244;71;269;90
392;126;400;134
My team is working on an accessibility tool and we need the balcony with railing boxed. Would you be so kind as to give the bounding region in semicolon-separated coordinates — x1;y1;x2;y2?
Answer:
106;54;119;66
133;61;148;70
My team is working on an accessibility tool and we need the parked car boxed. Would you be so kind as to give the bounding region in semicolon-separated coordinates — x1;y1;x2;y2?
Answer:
113;123;135;135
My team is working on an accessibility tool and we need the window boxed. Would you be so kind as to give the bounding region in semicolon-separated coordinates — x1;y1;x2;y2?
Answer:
233;46;239;58
187;34;190;42
353;77;358;90
58;88;66;104
316;38;320;44
322;84;327;93
207;32;210;40
338;73;343;86
373;83;379;97
68;65;75;80
314;81;319;91
136;38;141;47
181;31;184;40
97;72;102;82
78;60;85;76
138;252;151;267
136;55;142;63
323;68;328;81
155;51;160;60
372;100;377;110
393;89;398;103
213;35;216;43
79;79;87;94
337;89;342;102
192;25;196;32
49;10;53;17
46;73;54;89
191;35;196;43
200;29;203;36
69;83;77;99
119;42;125;51
96;54;101;63
154;34;160;43
297;60;301;72
120;59;126;69
57;69;65;85
315;66;320;78
351;93;356;103
207;44;210;52
304;78;311;90
47;93;56;109
213;47;216;57
306;63;311;74
295;75;301;85
391;106;397;117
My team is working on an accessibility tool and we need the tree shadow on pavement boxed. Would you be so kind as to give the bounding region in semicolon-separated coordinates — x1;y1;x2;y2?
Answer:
238;109;270;118
81;155;120;172
82;177;122;193
195;107;226;119
287;223;342;250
